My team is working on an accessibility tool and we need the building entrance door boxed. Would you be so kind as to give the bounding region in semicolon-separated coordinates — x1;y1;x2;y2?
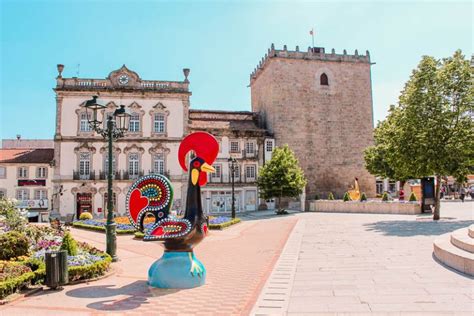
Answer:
76;193;92;219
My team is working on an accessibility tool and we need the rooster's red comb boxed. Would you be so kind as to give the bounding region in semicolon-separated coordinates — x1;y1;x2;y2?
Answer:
178;132;219;171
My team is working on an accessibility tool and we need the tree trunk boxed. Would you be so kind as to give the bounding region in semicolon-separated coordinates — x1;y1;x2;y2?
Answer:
433;174;441;221
277;195;282;211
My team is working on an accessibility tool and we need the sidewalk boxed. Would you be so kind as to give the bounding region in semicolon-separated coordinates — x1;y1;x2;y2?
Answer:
1;215;297;316
252;201;474;314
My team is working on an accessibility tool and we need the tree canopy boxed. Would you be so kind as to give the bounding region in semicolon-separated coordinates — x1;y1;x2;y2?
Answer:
364;50;473;219
257;145;307;209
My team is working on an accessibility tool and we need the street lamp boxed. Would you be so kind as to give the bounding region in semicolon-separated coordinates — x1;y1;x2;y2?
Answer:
228;157;237;219
85;96;130;262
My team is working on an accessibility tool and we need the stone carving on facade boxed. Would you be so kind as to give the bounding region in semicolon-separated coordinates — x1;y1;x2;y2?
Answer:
107;65;141;88
74;142;96;154
149;102;170;137
98;186;121;194
71;184;97;194
123;144;145;154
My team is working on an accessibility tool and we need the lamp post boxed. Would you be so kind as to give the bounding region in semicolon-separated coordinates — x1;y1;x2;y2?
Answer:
228;157;237;219
85;96;130;262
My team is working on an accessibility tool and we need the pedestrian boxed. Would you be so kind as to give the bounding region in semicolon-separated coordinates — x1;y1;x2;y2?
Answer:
440;186;446;199
460;186;466;202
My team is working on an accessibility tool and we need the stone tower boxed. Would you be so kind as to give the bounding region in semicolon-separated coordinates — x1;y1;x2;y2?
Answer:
250;44;376;199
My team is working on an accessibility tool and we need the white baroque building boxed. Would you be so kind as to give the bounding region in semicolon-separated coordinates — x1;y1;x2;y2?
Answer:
53;65;274;219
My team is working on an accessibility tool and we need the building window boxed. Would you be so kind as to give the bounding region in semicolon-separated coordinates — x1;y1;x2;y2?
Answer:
18;167;28;178
0;166;6;179
265;140;273;152
245;165;256;179
376;180;384;195
153;114;165;133
129;113;140;132
79;112;91;132
320;73;329;86
79;152;91;179
0;189;6;199
36;167;47;178
230;141;240;153
128;153;140;179
16;189;29;201
152;153;165;175
245;142;255;155
211;164;222;179
35;189;47;200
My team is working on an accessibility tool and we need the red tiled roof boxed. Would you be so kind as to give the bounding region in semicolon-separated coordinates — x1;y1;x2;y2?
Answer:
0;149;54;164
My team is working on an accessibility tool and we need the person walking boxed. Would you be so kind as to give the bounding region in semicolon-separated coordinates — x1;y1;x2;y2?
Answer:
460;186;466;202
399;188;405;201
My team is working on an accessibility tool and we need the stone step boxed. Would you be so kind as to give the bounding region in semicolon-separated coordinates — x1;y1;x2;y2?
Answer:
433;232;474;276
450;228;474;253
469;225;474;238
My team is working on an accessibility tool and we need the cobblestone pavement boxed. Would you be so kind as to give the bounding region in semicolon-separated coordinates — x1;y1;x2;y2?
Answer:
252;201;474;315
0;215;297;316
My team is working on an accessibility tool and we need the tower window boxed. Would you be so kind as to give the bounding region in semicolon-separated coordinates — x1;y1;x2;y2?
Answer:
320;73;329;86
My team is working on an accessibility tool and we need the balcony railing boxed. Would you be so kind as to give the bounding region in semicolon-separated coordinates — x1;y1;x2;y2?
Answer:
147;170;171;178
122;170;144;180
73;170;95;180
99;170;122;180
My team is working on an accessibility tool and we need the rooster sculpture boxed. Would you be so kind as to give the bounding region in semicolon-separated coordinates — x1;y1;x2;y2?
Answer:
126;132;219;288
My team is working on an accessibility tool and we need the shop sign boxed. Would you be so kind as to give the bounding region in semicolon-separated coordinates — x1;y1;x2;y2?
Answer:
18;179;46;186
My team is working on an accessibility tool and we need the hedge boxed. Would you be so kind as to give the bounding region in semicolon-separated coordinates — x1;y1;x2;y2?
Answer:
0;270;36;299
72;222;136;234
209;218;241;230
0;253;111;300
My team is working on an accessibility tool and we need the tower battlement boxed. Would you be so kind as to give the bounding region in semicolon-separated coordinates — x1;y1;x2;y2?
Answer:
250;44;371;83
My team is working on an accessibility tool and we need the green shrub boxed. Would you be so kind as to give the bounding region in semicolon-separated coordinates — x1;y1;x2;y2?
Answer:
0;231;29;260
360;192;367;202
209;218;241;230
134;231;144;239
409;192;417;202
72;221;136;234
314;194;319;200
68;254;111;282
327;192;335;200
60;231;78;256
79;212;93;220
381;192;390;201
343;192;351;202
0;269;36;299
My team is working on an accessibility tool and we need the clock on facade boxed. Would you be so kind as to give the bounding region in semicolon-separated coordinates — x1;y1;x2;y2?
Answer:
118;74;129;85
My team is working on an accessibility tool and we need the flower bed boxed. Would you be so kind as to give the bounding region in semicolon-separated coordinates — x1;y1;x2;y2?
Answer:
0;202;112;300
208;216;241;230
72;216;155;234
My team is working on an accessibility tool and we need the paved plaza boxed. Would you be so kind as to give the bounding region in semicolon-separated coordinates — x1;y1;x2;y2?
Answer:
1;202;473;315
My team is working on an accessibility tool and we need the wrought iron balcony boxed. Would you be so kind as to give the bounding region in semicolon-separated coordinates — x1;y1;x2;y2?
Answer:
73;170;95;180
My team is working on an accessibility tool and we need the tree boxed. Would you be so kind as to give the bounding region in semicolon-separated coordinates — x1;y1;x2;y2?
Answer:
257;145;307;212
364;50;474;220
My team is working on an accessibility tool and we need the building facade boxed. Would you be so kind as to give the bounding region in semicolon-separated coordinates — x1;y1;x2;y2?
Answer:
53;65;272;218
250;45;376;198
0;142;54;222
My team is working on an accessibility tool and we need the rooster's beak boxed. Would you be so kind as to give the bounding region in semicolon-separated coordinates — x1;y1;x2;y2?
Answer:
200;163;215;173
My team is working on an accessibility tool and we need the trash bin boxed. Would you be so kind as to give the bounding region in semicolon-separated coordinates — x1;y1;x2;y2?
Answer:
45;250;68;289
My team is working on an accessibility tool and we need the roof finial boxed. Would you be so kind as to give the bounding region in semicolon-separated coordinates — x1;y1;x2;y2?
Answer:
183;68;190;83
57;64;64;78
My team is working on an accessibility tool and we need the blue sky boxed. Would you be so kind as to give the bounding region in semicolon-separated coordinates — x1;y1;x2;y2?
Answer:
0;0;472;139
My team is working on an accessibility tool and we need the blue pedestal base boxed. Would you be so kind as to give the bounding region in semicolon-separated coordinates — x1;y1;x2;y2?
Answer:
148;251;206;289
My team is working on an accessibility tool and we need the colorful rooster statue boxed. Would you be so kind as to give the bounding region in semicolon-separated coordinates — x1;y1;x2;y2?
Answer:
126;132;218;288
